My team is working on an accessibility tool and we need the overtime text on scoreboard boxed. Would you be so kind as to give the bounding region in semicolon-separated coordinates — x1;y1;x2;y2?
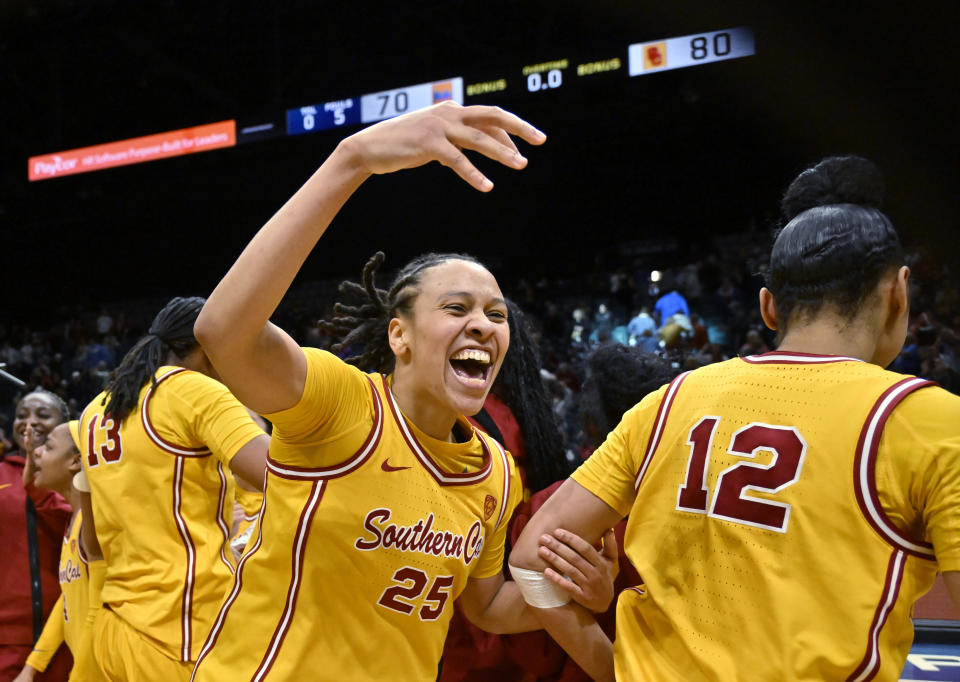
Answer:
28;27;754;181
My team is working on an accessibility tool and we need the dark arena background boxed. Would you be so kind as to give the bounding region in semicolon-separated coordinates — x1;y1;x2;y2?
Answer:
3;1;958;316
2;2;960;677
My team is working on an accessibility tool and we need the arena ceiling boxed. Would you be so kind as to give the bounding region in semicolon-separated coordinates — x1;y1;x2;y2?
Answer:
2;1;958;318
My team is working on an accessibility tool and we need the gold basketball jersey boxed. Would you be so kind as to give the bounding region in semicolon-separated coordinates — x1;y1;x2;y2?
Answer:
79;367;265;663
573;352;956;681
25;509;104;678
192;349;520;682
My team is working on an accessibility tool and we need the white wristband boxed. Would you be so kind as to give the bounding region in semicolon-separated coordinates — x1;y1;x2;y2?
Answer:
509;564;572;609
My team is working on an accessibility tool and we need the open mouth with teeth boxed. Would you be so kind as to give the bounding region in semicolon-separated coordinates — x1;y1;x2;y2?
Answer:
449;348;493;387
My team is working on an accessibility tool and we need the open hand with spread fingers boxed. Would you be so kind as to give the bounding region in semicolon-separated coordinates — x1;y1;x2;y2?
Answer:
538;528;620;613
338;101;547;192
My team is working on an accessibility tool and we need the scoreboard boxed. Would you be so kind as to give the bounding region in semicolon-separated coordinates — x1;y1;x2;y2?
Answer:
287;78;464;136
29;28;754;180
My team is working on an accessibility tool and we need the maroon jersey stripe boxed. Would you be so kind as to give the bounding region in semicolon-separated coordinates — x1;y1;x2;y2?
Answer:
172;457;197;662
634;371;690;490
741;351;863;364
214;462;235;575
190;478;270;681
142;368;212;457
253;480;326;680
847;550;906;681
853;377;936;559
381;375;493;486
265;376;383;480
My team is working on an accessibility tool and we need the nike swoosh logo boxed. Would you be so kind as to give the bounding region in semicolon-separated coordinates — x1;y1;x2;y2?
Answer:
381;459;411;472
0;483;12;491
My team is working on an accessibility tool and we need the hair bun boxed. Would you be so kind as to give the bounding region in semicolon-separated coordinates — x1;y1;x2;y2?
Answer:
781;155;885;223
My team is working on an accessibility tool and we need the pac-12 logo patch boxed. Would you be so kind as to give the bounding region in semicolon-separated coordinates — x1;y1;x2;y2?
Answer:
483;495;497;521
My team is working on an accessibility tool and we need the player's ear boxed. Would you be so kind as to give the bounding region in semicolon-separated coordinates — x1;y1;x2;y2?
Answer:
388;317;410;359
69;449;82;476
759;288;778;331
886;266;910;324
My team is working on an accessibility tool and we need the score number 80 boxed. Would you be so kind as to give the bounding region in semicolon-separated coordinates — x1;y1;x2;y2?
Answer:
690;32;732;60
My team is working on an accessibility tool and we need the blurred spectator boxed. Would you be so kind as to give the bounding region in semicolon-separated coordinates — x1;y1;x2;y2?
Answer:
739;329;770;357
626;308;656;343
654;286;689;326
95;308;113;337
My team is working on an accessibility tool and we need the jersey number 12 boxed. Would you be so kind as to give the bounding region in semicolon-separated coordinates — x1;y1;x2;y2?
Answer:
676;418;806;532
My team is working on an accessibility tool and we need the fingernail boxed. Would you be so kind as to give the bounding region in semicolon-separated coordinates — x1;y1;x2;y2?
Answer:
514;152;527;163
481;178;493;190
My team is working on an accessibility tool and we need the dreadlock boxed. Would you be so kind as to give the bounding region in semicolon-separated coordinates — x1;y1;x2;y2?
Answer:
318;251;480;373
491;300;572;491
102;296;205;421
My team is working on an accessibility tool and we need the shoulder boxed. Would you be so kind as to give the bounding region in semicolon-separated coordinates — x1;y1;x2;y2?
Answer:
154;366;240;404
475;427;518;488
303;346;361;372
886;381;960;440
155;366;218;390
896;381;960;412
301;346;374;392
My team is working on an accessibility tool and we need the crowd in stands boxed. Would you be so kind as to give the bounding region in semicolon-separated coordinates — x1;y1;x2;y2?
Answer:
3;233;958;457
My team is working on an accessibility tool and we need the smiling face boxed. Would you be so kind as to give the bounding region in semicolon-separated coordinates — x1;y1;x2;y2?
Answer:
32;422;80;493
388;259;509;438
13;392;64;451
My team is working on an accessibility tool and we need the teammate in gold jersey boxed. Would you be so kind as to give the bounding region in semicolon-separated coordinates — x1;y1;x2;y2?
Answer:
14;421;104;682
511;156;960;681
191;103;613;681
80;297;269;682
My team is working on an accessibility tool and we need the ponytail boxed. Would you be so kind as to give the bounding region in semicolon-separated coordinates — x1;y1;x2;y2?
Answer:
102;296;204;420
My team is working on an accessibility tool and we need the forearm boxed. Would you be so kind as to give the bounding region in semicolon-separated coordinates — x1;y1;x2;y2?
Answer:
25;595;65;673
78;491;102;561
534;603;614;682
466;579;541;634
195;140;368;359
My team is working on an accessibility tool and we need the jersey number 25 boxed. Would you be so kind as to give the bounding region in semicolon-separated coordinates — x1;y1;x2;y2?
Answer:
377;567;454;621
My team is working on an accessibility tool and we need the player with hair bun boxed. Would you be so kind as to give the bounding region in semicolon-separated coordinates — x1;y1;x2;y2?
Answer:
191;103;614;681
78;296;269;681
512;155;960;681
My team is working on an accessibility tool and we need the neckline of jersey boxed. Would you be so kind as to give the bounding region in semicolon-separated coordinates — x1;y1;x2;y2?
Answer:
742;351;866;364
383;377;493;485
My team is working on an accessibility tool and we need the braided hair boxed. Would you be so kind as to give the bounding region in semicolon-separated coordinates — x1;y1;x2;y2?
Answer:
765;156;904;334
101;296;205;420
580;345;678;448
492;300;572;491
319;251;480;373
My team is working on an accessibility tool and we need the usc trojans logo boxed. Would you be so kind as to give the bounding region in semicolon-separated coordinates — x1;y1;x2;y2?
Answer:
644;42;667;69
483;495;497;521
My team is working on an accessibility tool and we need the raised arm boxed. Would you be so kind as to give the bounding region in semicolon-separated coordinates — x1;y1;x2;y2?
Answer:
194;102;545;414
